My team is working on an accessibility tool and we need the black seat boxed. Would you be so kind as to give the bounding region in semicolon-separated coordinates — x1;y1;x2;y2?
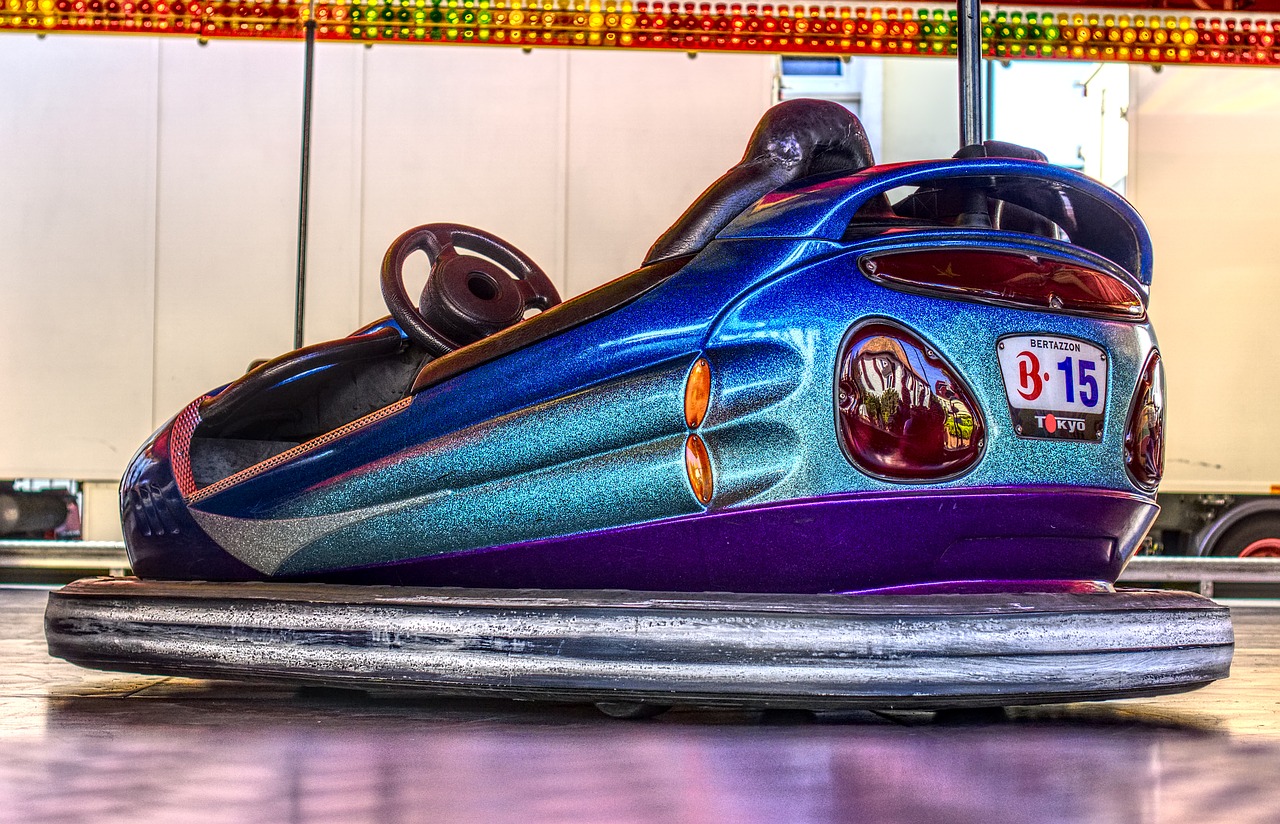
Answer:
893;140;1058;237
953;140;1048;162
644;99;877;265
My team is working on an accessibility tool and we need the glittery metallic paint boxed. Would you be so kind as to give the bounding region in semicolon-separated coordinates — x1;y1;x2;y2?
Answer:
123;159;1164;593
281;486;1154;593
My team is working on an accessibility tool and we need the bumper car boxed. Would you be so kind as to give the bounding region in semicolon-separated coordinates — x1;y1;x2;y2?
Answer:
46;99;1232;713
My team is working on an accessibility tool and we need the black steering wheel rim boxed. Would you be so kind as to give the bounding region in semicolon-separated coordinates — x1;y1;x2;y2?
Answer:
380;223;559;356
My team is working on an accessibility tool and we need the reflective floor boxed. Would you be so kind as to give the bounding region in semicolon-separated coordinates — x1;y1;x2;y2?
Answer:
3;585;1280;824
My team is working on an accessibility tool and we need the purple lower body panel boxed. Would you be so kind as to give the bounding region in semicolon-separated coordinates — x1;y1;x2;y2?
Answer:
314;486;1157;594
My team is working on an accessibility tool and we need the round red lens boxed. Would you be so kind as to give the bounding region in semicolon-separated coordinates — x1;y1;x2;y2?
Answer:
836;322;984;481
1124;349;1165;490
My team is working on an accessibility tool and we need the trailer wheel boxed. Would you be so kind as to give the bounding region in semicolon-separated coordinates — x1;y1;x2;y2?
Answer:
1208;512;1280;557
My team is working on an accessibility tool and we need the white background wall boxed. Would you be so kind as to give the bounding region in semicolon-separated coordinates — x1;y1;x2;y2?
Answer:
0;35;774;485
1;36;162;487
1128;65;1280;494
879;58;958;163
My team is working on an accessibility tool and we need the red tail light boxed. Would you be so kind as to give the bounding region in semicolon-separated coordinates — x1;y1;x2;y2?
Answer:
861;249;1145;320
836;322;984;481
1125;350;1165;490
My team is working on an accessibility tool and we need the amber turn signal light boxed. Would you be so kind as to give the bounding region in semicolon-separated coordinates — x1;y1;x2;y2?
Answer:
685;434;714;504
685;358;711;429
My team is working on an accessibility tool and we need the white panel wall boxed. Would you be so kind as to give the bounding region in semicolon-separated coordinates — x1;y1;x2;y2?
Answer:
1129;66;1280;493
358;47;571;320
879;57;958;164
153;40;310;417
0;35;159;480
300;44;367;344
0;36;773;483
152;41;369;416
564;51;776;292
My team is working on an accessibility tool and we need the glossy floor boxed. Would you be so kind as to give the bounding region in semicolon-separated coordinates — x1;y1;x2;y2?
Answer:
3;585;1279;824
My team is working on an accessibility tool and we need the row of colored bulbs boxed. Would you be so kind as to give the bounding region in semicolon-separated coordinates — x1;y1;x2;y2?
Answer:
3;2;1280;65
6;0;1268;26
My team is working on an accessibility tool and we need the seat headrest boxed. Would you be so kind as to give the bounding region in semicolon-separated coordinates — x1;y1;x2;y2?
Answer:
644;99;877;265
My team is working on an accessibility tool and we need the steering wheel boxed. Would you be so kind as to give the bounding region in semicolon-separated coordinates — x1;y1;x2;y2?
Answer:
381;223;561;356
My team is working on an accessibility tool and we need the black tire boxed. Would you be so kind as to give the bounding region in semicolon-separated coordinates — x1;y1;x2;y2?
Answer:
594;702;670;720
1208;512;1280;557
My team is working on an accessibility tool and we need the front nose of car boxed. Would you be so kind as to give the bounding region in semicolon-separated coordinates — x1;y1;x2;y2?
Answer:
120;414;262;581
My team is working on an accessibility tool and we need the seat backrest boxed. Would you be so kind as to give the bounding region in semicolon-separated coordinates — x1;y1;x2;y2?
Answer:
952;140;1048;162
644;99;877;265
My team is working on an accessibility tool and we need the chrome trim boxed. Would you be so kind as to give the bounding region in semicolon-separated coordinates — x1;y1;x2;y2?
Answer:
47;578;1232;709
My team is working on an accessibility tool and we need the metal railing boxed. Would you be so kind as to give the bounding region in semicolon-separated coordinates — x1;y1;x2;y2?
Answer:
0;540;130;576
1119;556;1280;598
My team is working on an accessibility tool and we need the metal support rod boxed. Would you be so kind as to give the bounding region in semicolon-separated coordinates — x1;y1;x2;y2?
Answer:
957;0;984;149
984;56;996;141
293;9;317;351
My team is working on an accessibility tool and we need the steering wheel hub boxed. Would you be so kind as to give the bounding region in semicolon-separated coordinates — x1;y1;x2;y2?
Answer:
421;254;527;344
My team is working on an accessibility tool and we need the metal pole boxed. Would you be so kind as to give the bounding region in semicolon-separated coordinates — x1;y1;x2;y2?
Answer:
957;0;983;149
293;2;318;351
984;56;996;142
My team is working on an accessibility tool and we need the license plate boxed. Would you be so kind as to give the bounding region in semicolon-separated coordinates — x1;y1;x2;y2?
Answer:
997;335;1107;441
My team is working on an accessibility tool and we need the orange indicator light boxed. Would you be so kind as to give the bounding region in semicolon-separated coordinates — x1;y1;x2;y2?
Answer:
684;357;711;429
684;434;714;505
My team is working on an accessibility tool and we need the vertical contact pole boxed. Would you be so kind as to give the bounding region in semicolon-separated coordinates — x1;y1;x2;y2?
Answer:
957;0;984;149
984;57;996;141
293;1;318;350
